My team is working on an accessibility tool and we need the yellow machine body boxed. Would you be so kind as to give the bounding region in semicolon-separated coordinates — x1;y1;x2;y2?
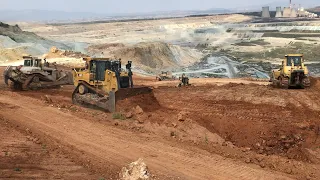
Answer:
271;54;310;88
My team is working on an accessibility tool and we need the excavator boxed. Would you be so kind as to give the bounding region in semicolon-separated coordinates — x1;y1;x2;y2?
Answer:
270;54;310;88
3;56;73;90
72;57;153;112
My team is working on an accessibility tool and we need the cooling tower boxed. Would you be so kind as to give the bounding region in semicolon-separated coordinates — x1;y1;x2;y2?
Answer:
290;8;297;17
297;9;307;17
261;6;270;18
283;7;291;17
275;7;283;17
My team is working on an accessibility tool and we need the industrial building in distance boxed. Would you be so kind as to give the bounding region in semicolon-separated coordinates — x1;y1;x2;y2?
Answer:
261;0;318;18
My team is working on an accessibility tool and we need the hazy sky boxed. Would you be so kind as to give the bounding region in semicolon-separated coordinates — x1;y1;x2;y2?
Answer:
0;0;318;13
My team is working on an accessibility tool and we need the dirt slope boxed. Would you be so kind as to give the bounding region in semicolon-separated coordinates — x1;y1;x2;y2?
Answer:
0;117;100;180
0;91;291;180
0;22;68;49
1;66;320;179
0;22;72;64
87;42;202;73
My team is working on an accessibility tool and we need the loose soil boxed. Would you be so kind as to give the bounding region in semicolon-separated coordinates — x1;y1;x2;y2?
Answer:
1;66;320;180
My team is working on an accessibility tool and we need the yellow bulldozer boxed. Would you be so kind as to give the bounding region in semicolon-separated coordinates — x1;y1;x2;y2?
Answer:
72;57;153;112
270;54;310;88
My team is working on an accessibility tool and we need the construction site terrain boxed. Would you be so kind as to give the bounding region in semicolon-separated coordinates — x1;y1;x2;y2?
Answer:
1;66;320;179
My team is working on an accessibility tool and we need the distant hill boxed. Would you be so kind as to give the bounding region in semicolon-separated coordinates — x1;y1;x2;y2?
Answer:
0;21;69;49
308;6;320;14
0;10;103;23
0;9;232;23
0;21;71;63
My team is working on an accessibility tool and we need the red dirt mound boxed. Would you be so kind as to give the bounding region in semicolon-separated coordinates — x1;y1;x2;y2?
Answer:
117;92;160;112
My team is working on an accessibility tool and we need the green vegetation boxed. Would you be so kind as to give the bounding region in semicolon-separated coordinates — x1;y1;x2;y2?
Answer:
69;106;78;112
42;144;47;150
230;42;320;62
265;42;320;61
234;39;270;46
196;43;209;50
226;28;233;33
263;32;320;38
112;113;126;120
295;37;318;41
289;29;320;33
205;134;209;144
170;131;176;137
14;168;21;172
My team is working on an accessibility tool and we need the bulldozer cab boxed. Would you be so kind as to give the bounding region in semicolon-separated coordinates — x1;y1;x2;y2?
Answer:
286;56;302;66
161;71;168;75
23;56;42;67
89;59;118;75
284;54;303;67
74;57;132;91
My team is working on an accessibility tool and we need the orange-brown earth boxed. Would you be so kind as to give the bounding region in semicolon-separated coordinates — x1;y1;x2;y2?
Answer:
0;66;320;180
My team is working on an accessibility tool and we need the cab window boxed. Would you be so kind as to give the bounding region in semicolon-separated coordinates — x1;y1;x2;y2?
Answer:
287;56;302;66
24;60;33;66
34;60;39;67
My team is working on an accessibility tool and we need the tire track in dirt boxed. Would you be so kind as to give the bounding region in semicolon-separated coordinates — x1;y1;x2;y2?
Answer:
0;92;292;180
0;117;100;180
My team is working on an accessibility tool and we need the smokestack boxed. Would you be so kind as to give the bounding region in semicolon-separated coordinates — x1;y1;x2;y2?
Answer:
275;7;283;17
261;6;270;18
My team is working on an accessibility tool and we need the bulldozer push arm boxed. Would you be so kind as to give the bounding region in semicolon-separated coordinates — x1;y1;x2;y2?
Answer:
72;81;152;113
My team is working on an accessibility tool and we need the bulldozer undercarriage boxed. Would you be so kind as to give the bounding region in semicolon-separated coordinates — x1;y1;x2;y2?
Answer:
272;73;310;89
72;81;153;113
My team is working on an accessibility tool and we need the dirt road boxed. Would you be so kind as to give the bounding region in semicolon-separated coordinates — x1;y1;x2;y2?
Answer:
0;119;100;180
0;90;291;179
1;66;320;179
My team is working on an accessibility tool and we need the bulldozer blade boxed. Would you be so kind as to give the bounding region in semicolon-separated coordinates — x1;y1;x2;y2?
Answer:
3;66;11;85
114;86;157;112
4;76;9;85
72;83;154;113
66;72;74;85
115;86;153;102
57;71;74;85
72;83;116;113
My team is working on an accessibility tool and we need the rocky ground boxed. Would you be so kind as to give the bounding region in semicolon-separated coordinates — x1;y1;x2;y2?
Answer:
0;66;320;179
7;14;320;76
1;13;320;180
